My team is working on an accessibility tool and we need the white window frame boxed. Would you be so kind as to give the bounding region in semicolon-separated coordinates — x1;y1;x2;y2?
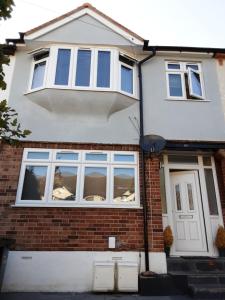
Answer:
29;56;49;92
16;149;140;208
27;46;137;98
165;61;205;100
187;68;204;99
111;164;138;205
119;60;135;97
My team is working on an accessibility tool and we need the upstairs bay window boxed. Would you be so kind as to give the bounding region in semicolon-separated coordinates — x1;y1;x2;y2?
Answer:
29;46;136;97
166;62;205;100
30;49;49;90
16;149;139;207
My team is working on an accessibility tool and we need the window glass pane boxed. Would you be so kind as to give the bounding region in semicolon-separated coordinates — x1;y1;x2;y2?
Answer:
189;70;202;97
52;166;77;201
31;61;46;89
83;167;106;201
21;166;47;200
75;50;91;86
55;49;71;85
168;73;183;97
56;152;78;161
27;152;49;160
187;183;194;210
203;156;212;166
85;153;107;161
204;169;218;215
97;51;110;87
113;168;135;203
168;155;198;164
160;168;167;213
114;154;135;162
121;65;133;94
168;63;180;70
186;64;199;70
175;184;182;211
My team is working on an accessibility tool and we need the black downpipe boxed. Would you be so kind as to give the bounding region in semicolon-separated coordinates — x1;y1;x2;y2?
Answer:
138;49;156;271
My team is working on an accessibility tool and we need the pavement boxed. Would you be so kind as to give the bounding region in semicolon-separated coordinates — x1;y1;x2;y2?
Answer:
0;293;193;300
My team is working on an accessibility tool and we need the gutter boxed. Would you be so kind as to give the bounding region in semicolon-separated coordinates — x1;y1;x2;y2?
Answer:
143;40;225;55
138;48;156;271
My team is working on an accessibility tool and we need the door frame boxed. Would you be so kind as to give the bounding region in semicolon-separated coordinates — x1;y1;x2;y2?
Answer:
163;154;224;257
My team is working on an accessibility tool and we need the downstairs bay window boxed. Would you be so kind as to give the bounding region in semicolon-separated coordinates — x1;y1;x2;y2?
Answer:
166;61;205;100
16;149;139;207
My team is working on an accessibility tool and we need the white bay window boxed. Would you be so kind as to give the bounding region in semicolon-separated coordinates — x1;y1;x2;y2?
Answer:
16;149;139;207
29;46;136;97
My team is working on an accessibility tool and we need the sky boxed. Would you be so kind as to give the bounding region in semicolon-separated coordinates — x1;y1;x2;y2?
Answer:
0;0;225;48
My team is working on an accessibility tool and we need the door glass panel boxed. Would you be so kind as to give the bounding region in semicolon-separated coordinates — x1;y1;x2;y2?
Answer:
175;184;182;211
97;51;110;87
168;73;183;97
52;166;77;201
113;168;135;203
75;49;91;86
168;155;198;164
21;166;47;200
204;169;218;215
83;167;106;201
187;183;194;210
55;49;71;85
160;168;167;213
203;156;212;166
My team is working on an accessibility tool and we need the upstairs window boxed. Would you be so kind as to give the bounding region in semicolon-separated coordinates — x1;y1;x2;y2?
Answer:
166;62;205;100
119;54;134;94
31;49;49;90
75;49;92;87
29;47;136;97
55;49;71;85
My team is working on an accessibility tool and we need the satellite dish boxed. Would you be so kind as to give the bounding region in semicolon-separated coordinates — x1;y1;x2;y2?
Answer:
140;135;166;153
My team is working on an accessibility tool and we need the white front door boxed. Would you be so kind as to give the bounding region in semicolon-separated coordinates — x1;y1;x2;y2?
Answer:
170;171;207;254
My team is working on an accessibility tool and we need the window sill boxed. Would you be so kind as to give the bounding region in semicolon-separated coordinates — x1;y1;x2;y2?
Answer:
165;98;211;102
11;203;142;209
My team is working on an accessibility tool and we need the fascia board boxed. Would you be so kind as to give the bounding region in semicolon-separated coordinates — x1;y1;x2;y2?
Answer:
25;8;143;46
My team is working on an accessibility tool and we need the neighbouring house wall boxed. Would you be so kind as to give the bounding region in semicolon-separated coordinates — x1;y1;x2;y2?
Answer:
142;55;225;141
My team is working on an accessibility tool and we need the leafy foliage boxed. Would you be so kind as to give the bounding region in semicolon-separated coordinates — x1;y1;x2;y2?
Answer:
0;0;14;20
0;100;31;144
0;45;10;90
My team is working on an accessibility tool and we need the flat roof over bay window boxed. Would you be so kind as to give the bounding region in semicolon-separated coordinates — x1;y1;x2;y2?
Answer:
16;149;140;208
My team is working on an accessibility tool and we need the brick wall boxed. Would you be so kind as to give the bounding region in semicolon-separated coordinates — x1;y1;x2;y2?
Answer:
0;142;164;252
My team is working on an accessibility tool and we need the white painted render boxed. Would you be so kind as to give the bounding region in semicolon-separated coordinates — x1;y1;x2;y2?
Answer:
0;56;15;102
216;60;225;121
2;251;166;292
